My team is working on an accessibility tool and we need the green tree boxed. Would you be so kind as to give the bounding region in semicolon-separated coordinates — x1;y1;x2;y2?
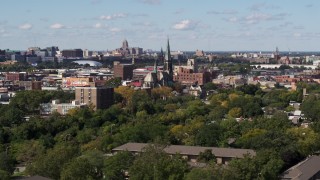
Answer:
105;77;122;88
61;158;94;180
61;150;104;180
185;168;215;180
26;145;79;179
104;151;134;180
129;144;188;180
195;123;223;147
0;151;15;177
197;149;216;163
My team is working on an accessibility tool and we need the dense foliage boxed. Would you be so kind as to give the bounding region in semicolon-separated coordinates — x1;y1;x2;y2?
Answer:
0;84;319;179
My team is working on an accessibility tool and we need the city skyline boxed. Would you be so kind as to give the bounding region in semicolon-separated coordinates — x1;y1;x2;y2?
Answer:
1;0;320;51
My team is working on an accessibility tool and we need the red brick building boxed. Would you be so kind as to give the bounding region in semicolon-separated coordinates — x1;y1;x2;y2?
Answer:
113;61;133;80
6;72;27;81
173;67;212;85
75;85;114;110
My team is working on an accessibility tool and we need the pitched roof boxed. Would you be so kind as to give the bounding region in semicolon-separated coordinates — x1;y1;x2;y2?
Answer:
280;155;320;180
112;142;148;152
112;143;256;158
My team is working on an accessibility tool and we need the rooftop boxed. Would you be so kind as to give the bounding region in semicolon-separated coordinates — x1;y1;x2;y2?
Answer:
280;155;320;180
112;142;256;158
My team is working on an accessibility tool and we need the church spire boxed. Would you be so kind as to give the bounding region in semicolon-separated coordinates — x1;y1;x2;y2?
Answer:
153;56;158;73
164;38;173;77
165;38;171;62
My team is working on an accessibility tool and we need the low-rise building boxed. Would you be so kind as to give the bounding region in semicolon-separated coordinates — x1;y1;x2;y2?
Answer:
40;100;87;115
280;155;320;180
112;143;256;165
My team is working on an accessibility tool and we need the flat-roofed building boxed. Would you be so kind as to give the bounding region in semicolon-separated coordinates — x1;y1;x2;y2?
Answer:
112;143;256;165
40;100;87;115
113;61;133;80
75;86;113;110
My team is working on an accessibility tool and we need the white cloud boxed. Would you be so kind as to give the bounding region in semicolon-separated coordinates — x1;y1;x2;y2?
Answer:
207;9;238;15
94;23;102;28
173;20;197;30
100;13;127;20
243;13;287;24
224;17;238;23
19;23;32;30
50;23;65;29
245;13;270;24
109;27;121;32
249;3;279;11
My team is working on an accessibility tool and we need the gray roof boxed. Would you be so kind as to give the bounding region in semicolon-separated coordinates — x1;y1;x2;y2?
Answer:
280;155;320;180
112;143;256;158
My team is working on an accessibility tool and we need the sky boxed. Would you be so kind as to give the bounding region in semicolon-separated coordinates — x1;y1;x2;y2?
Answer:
0;0;320;51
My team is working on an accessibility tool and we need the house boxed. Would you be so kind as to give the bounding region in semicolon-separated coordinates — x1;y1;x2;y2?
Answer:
188;84;203;98
280;155;320;180
112;143;256;165
40;100;87;115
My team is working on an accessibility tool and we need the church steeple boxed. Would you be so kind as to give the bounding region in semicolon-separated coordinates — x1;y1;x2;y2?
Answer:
153;56;158;73
164;38;173;77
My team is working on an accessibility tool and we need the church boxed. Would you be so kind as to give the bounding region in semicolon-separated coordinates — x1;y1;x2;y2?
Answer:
143;39;173;88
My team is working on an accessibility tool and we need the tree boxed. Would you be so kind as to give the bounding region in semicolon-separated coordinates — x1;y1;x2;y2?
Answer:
61;150;104;180
104;151;134;179
185;168;215;180
105;77;122;88
11;140;45;164
203;82;218;91
197;149;216;163
61;158;94;180
226;151;284;180
0;170;10;180
151;87;173;100
0;151;15;177
228;107;242;118
236;84;259;95
129;144;188;180
114;86;135;106
301;95;320;121
286;127;320;156
195;123;223;147
26;145;79;179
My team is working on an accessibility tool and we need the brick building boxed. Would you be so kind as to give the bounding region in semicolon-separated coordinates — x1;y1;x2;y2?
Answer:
6;72;27;82
113;61;133;80
62;49;83;58
173;67;212;85
18;81;42;90
75;85;113;110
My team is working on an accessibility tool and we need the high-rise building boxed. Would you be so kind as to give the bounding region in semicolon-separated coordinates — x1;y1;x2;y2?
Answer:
122;39;129;49
164;39;173;79
62;49;83;58
113;61;133;80
75;86;114;110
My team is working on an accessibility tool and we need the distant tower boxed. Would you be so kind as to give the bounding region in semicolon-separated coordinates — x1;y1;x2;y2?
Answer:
153;56;158;73
164;38;173;77
132;55;135;65
122;39;129;49
275;46;280;60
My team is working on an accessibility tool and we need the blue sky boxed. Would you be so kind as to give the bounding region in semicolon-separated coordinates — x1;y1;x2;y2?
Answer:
0;0;319;51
